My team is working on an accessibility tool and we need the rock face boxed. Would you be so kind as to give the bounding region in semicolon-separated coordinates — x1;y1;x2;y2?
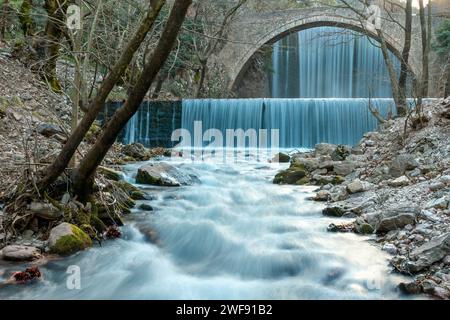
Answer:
136;163;199;186
29;202;63;220
407;233;450;273
0;245;41;261
48;223;92;255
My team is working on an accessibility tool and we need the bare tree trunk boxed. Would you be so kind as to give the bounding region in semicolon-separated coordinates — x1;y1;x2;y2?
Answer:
377;29;405;115
398;0;412;113
41;0;70;91
419;0;429;98
72;0;193;201
195;60;207;98
0;0;10;40
38;1;167;190
151;71;168;99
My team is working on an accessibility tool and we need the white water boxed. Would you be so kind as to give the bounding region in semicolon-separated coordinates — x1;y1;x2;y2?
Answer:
0;154;410;299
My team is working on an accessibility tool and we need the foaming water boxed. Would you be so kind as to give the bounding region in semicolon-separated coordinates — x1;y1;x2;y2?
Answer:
0;155;411;299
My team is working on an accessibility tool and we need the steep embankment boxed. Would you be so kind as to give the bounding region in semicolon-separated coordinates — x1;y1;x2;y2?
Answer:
274;99;450;299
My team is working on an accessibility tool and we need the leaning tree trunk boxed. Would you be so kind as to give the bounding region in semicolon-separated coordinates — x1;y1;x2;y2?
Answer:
377;29;405;116
72;0;193;201
38;0;167;190
398;0;412;113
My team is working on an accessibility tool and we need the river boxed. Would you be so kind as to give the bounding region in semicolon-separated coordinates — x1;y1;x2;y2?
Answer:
0;151;411;299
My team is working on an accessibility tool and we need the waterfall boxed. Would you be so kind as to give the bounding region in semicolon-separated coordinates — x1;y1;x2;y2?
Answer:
181;98;398;148
270;27;400;98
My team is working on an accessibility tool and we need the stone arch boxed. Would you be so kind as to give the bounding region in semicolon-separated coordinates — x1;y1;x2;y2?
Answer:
220;11;421;93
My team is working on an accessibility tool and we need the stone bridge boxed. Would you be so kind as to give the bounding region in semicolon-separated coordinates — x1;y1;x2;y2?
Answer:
212;6;437;93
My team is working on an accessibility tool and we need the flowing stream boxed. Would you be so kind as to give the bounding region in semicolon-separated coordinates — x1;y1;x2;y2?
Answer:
0;153;411;299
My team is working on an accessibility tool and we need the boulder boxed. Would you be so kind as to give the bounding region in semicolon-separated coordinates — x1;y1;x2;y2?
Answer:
314;143;337;157
48;223;92;255
1;245;41;261
346;179;365;194
314;190;330;202
382;243;398;255
271;152;290;163
139;203;154;211
136;162;199;186
312;175;344;186
333;161;355;176
388;176;410;187
37;123;64;138
425;197;449;210
375;207;419;233
122;143;148;160
273;166;307;185
407;233;450;273
322;205;346;217
29;202;63;220
388;154;419;178
292;158;320;172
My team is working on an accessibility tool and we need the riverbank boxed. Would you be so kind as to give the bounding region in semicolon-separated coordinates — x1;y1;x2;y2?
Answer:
273;98;450;299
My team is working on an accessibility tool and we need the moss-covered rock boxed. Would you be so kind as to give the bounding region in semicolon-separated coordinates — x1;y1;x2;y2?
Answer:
98;166;123;181
48;223;92;256
273;166;307;185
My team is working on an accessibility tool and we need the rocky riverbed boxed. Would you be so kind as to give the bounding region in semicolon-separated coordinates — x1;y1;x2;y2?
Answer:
273;98;450;299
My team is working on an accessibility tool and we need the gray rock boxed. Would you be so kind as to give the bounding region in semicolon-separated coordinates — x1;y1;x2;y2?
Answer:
333;161;355;176
408;233;450;273
0;245;41;261
37;123;64;138
292;158;320;172
429;182;445;191
122;143;148;160
314;143;337;157
139;203;154;211
29;202;63;220
425;197;449;210
365;140;375;147
388;176;410;187
314;190;330;202
136;163;199;187
443;255;450;266
48;223;92;255
375;207;419;233
388;154;419;178
346;179;365;194
382;243;398;255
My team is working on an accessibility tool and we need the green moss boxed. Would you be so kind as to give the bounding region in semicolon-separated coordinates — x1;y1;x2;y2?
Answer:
356;223;375;235
296;177;310;185
52;225;92;255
